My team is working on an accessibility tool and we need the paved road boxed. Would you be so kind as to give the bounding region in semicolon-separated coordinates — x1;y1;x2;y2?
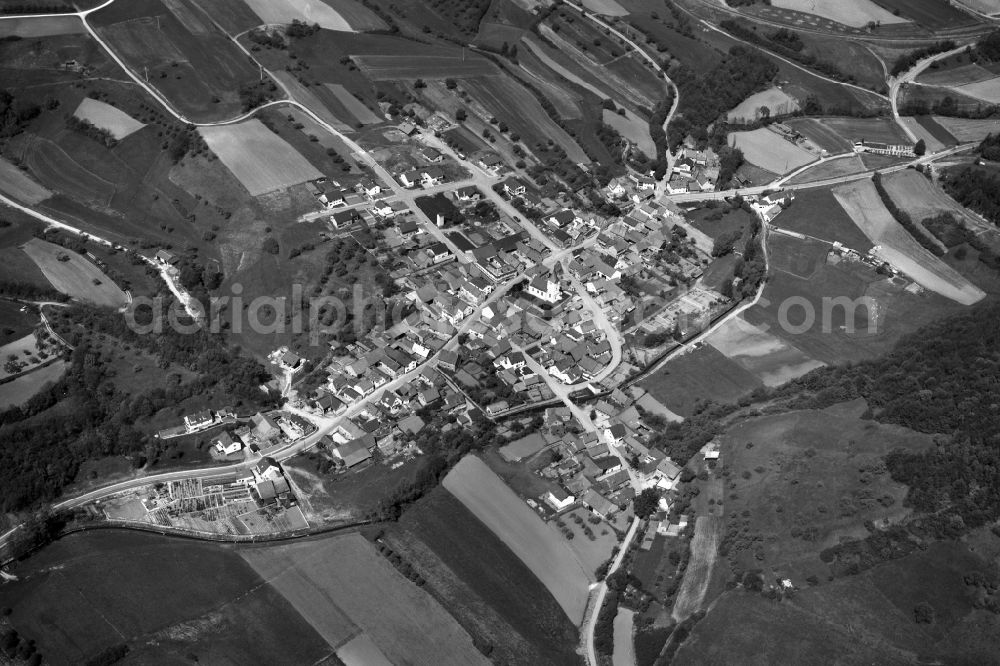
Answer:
666;142;975;203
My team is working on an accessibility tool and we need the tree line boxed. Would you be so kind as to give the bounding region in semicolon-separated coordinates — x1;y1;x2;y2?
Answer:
871;171;943;256
667;46;778;149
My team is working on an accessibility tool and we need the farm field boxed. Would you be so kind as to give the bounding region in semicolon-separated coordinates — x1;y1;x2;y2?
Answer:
384;487;582;665
241;0;385;31
192;0;263;33
513;54;584;120
770;0;907;27
0;15;83;37
640;344;763;417
241;532;490;665
537;23;660;110
73;98;145;140
705;315;824;388
813;117;909;145
0;360;66;410
727;87;799;123
0;156;51;204
961;0;1000;14
899;116;952;153
324;83;383;124
832;179;985;305
917;62;996;87
91;0;264;121
9;134;117;207
354;54;498;80
2;530;333;665
784;118;854;154
462;77;591;163
199;120;323;196
869;0;977;28
899;83;987;116
881;169;983;235
745;245;965;364
795;34;887;93
269;71;353;132
932;115;1000;141
581;0;629;15
337;634;391;665
602;108;655;157
954;76;1000;104
729;128;817;174
520;35;610;98
784;153;866;184
22;238;128;308
442;455;592;623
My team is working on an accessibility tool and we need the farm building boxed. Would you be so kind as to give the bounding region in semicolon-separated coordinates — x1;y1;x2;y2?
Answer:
853;140;914;157
334;435;375;468
582;489;617;519
546;487;576;511
154;249;179;265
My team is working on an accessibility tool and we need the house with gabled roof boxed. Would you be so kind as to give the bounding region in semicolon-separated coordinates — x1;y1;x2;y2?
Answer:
334;435;374;468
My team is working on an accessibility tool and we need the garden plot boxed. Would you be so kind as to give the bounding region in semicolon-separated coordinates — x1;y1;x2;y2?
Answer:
0;157;51;204
770;0;908;27
705;315;824;387
199;120;322;196
73;98;145;140
832;179;985;305
729;128;816;175
442;455;592;623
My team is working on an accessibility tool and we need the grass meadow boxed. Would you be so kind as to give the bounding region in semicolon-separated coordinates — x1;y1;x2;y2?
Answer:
3;530;333;665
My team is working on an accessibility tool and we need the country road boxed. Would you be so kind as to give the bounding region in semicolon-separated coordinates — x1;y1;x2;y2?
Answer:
585;517;641;666
889;45;970;142
564;0;680;176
